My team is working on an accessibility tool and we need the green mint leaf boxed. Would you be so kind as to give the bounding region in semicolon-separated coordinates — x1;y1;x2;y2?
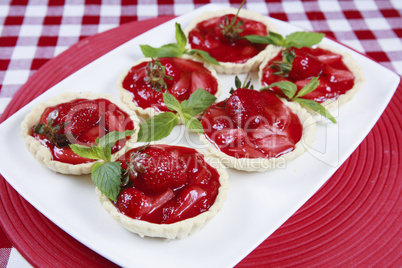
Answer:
182;113;204;133
181;88;217;116
92;162;122;201
163;92;182;113
137;112;179;142
243;31;285;46
293;97;336;123
175;23;187;49
98;130;135;149
140;43;184;58
295;77;320;98
187;49;220;65
69;144;107;161
283;32;325;48
261;81;297;99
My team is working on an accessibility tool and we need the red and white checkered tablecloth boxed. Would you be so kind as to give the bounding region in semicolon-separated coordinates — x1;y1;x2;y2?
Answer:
0;0;401;267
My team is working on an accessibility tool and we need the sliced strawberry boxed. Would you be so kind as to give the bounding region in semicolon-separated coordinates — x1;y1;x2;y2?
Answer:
168;74;191;101
317;53;342;65
324;65;355;84
117;188;174;219
75;125;101;144
159;58;180;86
254;135;294;158
288;50;324;80
226;88;265;129
162;186;207;223
64;102;100;136
189;71;218;95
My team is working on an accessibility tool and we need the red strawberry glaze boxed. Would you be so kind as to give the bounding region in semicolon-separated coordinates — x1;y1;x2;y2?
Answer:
201;89;303;159
32;98;135;165
122;57;219;112
116;144;221;224
261;47;355;103
188;14;268;64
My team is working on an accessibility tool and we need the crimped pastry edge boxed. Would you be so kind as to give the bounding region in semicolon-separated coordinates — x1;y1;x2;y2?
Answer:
200;100;316;172
258;44;366;118
20;92;140;175
96;142;229;240
184;8;279;74
117;55;222;120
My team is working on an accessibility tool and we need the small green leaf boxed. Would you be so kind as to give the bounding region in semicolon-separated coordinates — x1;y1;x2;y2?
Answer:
182;113;204;133
163;92;182;113
261;81;297;99
181;88;217;116
92;162;122;201
234;76;242;89
137;112;179;142
187;49;220;65
284;32;325;48
293;98;336;123
69;144;105;161
98;130;136;150
295;77;320;98
175;23;187;49
140;43;184;58
244;31;285;46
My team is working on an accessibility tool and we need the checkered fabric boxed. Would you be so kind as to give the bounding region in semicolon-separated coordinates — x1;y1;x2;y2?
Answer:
0;0;401;266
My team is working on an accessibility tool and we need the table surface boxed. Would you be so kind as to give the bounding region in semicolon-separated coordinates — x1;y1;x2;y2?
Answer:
0;0;401;267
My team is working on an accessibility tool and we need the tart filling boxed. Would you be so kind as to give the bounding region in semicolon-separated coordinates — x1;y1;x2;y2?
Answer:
259;45;365;112
200;88;316;172
184;8;278;74
118;57;221;118
96;143;229;239
21;92;139;175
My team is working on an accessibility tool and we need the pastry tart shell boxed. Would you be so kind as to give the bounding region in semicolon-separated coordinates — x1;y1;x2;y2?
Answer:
21;92;140;175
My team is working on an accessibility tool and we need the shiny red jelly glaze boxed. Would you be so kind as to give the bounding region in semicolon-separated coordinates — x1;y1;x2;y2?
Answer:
122;57;219;112
201;90;303;159
117;145;221;224
188;15;268;63
261;47;355;103
32;98;134;165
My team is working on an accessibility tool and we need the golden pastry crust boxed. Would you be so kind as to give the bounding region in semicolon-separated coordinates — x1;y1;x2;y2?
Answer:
21;92;140;175
258;44;365;117
200;100;316;172
117;56;222;120
184;8;279;74
96;143;229;239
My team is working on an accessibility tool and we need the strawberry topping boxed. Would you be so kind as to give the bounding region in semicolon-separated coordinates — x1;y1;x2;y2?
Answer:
201;90;303;159
32;98;135;165
122;57;218;112
188;15;268;63
261;47;355;103
116;145;221;224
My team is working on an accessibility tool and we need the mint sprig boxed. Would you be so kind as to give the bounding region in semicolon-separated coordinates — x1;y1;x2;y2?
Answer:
69;130;135;201
261;77;336;123
137;88;216;142
244;31;325;48
140;23;220;65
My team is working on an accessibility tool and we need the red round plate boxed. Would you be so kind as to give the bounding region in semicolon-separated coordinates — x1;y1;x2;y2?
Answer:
0;17;401;267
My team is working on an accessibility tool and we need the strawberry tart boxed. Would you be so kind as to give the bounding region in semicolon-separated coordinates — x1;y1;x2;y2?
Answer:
184;8;278;74
96;143;229;239
118;57;221;118
21;92;139;175
200;85;316;172
259;44;365;113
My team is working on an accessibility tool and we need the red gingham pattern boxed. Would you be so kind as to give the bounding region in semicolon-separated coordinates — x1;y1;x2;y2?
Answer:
0;0;401;267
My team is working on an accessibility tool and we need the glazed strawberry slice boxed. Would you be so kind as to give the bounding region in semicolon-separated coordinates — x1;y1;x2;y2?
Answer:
65;102;100;136
118;188;174;219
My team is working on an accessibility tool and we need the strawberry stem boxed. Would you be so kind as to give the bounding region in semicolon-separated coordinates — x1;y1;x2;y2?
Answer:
220;0;246;42
145;59;172;92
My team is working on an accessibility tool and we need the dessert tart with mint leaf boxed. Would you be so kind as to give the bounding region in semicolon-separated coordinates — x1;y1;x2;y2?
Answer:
184;3;278;74
21;92;139;175
253;31;365;114
119;24;221;119
200;77;316;172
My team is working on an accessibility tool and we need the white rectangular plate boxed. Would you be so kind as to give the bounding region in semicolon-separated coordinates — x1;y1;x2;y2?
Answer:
0;4;400;268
